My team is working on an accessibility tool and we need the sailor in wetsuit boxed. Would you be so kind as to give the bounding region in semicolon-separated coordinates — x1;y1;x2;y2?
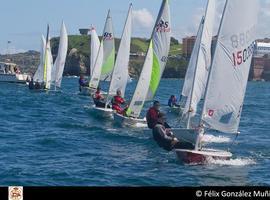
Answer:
152;113;194;152
79;75;88;92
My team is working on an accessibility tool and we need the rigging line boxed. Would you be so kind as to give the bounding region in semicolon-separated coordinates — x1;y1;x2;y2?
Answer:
227;131;240;152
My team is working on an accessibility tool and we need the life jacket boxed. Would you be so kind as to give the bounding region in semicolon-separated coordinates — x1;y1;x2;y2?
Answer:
146;107;159;129
95;91;102;100
112;96;125;113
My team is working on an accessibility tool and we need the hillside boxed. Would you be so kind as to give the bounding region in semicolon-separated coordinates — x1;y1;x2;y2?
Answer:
0;35;188;78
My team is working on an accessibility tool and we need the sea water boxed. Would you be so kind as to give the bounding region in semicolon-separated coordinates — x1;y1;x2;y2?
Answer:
0;78;269;186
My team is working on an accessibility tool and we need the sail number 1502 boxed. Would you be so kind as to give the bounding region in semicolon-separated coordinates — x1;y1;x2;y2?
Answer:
232;42;255;67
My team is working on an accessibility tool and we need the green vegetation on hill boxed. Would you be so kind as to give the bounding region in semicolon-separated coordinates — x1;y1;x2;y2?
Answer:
51;35;187;78
0;35;188;78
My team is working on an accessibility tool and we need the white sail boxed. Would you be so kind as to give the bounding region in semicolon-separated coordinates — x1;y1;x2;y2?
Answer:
100;10;115;81
146;0;171;101
45;38;53;89
90;27;100;78
183;0;216;117
182;20;203;98
107;4;132;98
126;41;153;118
201;0;259;133
33;35;46;82
89;10;113;89
89;41;104;89
52;21;68;88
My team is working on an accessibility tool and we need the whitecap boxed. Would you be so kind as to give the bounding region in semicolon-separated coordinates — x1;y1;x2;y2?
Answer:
202;134;231;143
207;157;256;166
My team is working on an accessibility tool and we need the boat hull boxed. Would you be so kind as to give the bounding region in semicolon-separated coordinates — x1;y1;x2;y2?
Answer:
113;113;147;127
92;105;114;118
0;73;30;83
175;149;232;164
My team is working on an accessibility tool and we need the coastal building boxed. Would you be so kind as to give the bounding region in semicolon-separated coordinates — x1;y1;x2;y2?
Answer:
182;36;270;81
252;41;270;81
79;29;90;35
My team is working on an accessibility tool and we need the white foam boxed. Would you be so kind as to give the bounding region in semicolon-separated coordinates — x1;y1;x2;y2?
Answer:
207;157;256;166
202;134;231;143
135;123;148;128
106;128;118;132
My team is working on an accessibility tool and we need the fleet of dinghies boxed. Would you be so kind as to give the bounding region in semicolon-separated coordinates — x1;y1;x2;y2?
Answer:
30;22;68;91
5;0;259;165
91;4;133;118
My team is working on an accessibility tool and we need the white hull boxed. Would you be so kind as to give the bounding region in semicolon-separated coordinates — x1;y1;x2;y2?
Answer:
0;73;29;83
92;105;114;118
175;148;232;164
113;113;147;127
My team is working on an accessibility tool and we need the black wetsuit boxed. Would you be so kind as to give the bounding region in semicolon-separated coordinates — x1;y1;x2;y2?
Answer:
152;123;194;151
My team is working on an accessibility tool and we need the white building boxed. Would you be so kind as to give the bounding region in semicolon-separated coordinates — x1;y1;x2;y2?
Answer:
255;42;270;58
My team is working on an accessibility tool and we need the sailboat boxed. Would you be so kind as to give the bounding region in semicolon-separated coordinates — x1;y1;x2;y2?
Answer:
51;21;68;90
172;0;216;143
91;4;133;118
175;0;259;164
113;0;171;127
79;26;101;95
81;10;115;95
30;25;53;91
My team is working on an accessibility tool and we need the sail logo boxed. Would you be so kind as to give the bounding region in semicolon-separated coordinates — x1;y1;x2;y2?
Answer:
103;32;113;40
156;20;170;33
208;109;214;117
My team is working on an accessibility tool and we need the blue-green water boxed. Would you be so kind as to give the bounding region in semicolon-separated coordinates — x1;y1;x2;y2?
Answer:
0;78;269;186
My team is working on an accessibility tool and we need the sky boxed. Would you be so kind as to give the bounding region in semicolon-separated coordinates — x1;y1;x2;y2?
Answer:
0;0;269;54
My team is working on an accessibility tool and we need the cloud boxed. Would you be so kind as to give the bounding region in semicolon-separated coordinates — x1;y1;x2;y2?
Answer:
258;0;270;38
173;0;270;41
132;8;154;30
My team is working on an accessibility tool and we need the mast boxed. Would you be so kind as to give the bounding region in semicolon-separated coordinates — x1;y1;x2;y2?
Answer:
186;17;205;129
44;24;50;88
195;0;228;150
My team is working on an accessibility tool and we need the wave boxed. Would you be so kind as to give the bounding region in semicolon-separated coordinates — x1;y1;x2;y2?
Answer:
202;134;231;143
207;157;256;166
